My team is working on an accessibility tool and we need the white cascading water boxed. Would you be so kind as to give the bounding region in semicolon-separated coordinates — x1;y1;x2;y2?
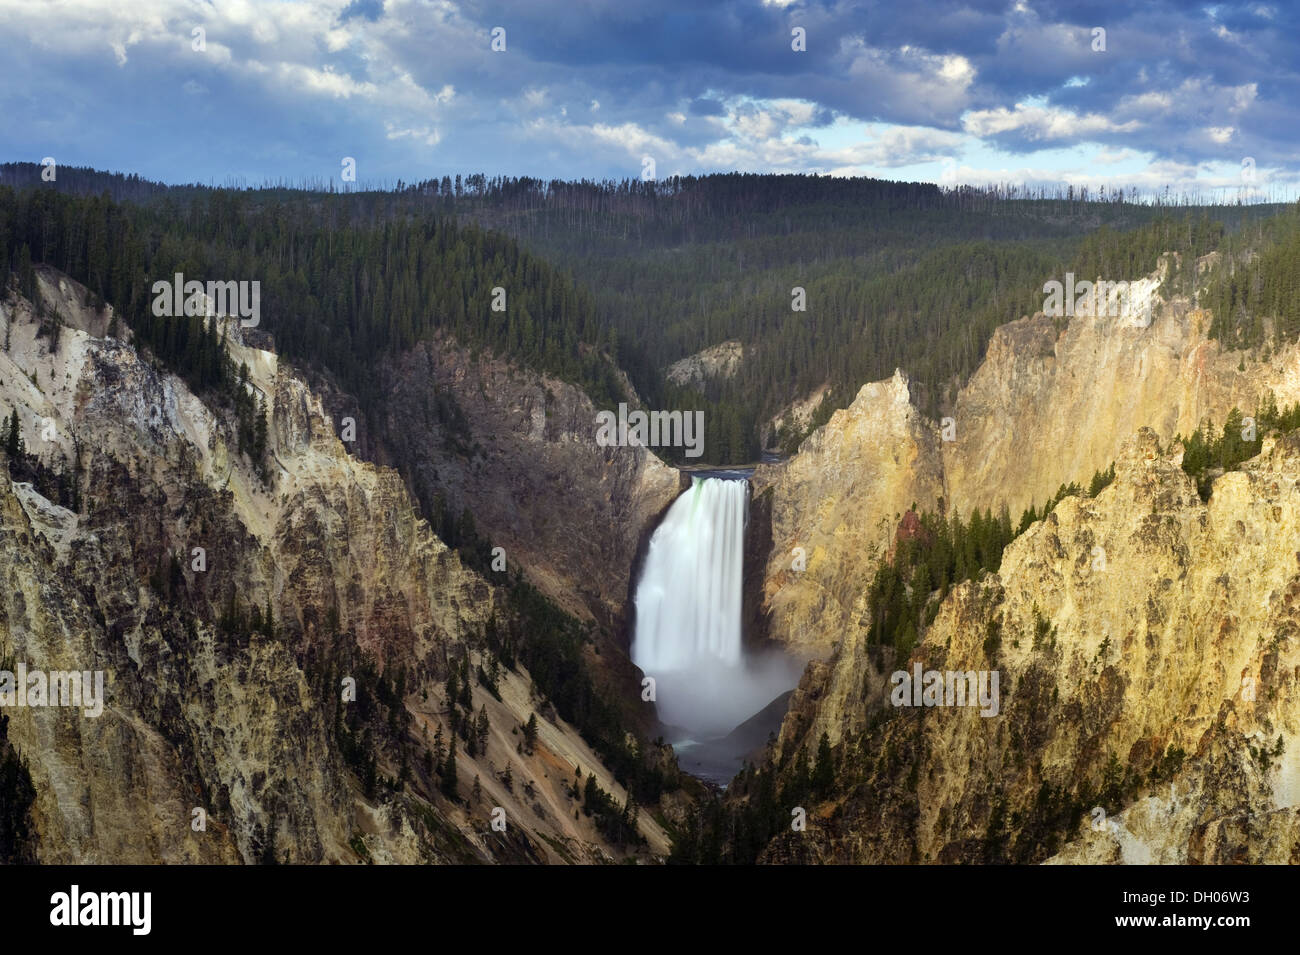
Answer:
633;475;803;780
634;475;807;746
633;477;747;672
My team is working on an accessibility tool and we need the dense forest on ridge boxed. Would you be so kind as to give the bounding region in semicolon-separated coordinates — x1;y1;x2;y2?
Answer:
0;162;1292;465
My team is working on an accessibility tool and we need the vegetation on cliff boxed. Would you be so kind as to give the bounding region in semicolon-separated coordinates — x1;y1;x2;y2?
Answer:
0;183;624;420
1204;202;1300;349
866;461;1119;656
1178;397;1300;499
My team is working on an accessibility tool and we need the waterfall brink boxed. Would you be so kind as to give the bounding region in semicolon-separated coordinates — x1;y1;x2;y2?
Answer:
633;477;747;672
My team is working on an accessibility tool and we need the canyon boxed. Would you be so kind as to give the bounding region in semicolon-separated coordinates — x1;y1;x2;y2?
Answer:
6;242;1300;867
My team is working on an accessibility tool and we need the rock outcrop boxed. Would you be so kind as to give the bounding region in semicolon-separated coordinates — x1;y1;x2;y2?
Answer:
751;370;944;658
945;257;1300;517
666;340;746;388
746;255;1300;863
758;258;1300;657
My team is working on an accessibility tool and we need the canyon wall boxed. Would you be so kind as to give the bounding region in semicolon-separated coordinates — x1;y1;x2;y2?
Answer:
377;338;684;632
764;428;1300;863
0;268;668;864
749;255;1300;862
758;256;1300;658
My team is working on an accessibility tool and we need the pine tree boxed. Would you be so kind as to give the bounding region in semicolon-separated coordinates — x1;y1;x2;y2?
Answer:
475;705;489;753
445;669;458;710
17;244;33;301
259;816;278;865
168;553;184;598
621;792;639;844
363;753;378;798
253;395;268;475
459;659;472;708
812;732;835;798
523;712;539;754
441;743;458;800
785;748;811;806
3;410;19;459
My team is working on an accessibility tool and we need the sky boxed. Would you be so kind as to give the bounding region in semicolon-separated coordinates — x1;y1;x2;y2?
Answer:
1;0;1298;197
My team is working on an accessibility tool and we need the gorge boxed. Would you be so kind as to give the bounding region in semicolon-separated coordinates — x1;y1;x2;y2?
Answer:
5;166;1300;869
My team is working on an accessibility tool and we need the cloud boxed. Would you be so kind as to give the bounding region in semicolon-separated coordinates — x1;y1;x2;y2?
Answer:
963;103;1141;143
689;97;726;117
0;0;1297;189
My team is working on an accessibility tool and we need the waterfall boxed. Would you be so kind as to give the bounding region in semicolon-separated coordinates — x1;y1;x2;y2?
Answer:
632;476;786;744
633;477;748;672
632;474;802;780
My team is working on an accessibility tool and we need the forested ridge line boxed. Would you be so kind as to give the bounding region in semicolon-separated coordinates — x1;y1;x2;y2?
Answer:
434;171;1279;461
0;181;625;418
3;162;1293;465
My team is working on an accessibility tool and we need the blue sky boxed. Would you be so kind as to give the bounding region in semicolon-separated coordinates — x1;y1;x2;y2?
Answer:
1;0;1297;196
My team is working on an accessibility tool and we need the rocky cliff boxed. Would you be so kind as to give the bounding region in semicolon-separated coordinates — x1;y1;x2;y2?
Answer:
757;256;1300;657
751;370;944;660
0;267;669;864
945;254;1300;518
761;428;1300;864
376;337;683;633
666;340;746;388
744;254;1300;863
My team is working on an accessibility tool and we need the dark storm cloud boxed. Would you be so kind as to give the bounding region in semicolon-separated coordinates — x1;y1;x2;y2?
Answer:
445;0;1300;163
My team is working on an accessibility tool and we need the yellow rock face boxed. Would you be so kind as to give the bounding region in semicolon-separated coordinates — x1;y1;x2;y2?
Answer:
754;370;945;659
752;253;1300;861
767;428;1300;863
761;258;1300;658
